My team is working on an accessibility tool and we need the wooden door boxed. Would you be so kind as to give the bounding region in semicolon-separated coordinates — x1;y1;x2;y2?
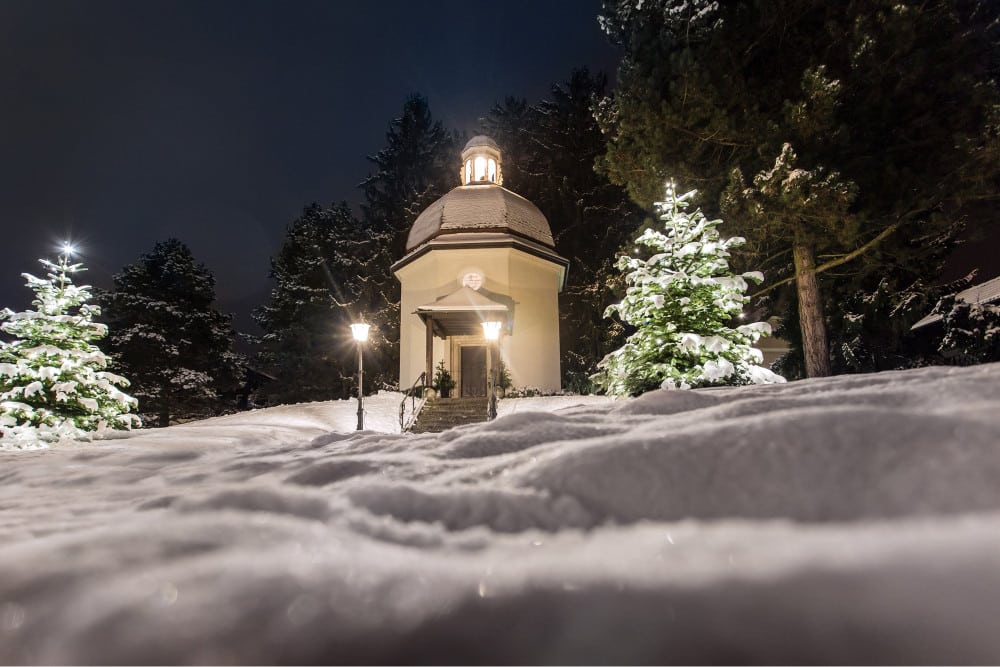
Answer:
460;346;487;397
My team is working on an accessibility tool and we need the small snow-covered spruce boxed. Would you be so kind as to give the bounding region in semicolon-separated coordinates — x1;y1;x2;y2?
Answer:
593;184;785;396
0;254;140;449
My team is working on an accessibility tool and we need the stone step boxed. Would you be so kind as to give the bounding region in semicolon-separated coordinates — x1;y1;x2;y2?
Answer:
421;409;487;417
409;397;491;433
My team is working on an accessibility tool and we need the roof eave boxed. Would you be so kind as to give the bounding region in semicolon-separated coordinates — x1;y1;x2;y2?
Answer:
392;233;570;289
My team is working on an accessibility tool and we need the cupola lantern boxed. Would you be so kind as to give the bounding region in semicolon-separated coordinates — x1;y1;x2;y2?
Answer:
461;135;503;186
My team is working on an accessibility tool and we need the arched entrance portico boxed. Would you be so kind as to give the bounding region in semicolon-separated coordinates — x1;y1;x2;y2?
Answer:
416;286;509;397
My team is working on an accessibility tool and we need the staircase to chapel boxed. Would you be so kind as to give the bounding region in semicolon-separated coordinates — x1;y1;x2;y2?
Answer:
409;397;489;433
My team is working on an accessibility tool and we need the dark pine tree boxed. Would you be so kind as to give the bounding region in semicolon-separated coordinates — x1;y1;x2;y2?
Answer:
99;239;245;427
360;94;460;388
361;94;461;259
483;69;645;392
254;203;381;404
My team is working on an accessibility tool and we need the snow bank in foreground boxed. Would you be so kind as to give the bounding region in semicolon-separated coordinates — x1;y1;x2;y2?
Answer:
1;364;1000;664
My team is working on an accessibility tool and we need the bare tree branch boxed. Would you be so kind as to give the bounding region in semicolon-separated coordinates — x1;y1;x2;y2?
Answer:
754;221;902;297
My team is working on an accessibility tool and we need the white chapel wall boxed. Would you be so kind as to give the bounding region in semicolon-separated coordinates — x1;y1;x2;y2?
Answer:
396;246;562;393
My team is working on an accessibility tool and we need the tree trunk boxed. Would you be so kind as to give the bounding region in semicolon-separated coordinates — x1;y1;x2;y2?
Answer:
793;240;831;378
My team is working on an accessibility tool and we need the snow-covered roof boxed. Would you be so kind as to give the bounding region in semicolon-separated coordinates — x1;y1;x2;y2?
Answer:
911;275;1000;329
405;184;555;251
463;135;500;152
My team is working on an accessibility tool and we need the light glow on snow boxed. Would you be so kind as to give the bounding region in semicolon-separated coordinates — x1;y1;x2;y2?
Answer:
0;365;998;663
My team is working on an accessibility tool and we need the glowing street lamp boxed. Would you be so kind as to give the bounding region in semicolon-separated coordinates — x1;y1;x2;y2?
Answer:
350;322;370;430
481;320;502;421
482;320;502;340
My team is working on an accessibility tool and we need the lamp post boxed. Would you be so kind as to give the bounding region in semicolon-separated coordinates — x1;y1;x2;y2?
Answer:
481;320;502;421
350;322;370;430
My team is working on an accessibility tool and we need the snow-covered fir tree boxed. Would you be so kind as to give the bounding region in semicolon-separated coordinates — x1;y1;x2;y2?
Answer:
99;239;244;427
254;203;378;404
0;251;140;449
360;95;459;389
594;184;785;396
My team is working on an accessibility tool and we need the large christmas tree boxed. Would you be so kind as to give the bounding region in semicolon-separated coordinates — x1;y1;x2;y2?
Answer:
594;185;785;396
0;251;140;448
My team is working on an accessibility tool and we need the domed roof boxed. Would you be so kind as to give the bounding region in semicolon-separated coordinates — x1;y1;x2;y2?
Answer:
463;135;501;152
405;184;555;251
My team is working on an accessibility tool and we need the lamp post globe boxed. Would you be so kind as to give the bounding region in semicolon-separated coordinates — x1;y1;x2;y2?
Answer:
350;323;370;430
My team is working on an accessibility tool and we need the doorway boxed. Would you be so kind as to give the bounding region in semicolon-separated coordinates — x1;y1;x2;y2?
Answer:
460;346;487;397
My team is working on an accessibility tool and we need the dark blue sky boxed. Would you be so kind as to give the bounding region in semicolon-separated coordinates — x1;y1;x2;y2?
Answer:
0;0;620;327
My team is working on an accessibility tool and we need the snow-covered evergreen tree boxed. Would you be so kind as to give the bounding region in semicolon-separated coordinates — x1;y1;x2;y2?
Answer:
482;70;643;393
254;203;377;405
594;184;785;396
99;239;244;427
360;95;459;389
0;251;140;449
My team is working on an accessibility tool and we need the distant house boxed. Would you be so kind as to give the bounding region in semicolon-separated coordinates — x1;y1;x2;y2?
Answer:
236;368;277;410
909;275;1000;364
911;275;1000;331
392;136;568;396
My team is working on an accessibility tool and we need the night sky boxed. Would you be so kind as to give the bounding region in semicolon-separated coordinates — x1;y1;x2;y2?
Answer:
0;0;620;329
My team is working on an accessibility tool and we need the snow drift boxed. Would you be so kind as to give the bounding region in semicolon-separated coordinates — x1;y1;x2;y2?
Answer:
1;364;1000;664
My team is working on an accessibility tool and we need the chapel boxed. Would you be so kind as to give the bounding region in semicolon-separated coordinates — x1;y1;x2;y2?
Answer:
392;136;568;396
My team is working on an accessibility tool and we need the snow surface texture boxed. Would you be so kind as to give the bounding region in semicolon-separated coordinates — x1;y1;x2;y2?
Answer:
2;365;1000;664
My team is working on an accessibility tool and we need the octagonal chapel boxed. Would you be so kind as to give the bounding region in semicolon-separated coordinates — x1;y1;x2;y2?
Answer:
391;136;568;396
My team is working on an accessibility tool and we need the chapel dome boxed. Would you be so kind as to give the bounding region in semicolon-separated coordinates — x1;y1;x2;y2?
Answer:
464;135;501;152
405;185;555;251
404;136;555;252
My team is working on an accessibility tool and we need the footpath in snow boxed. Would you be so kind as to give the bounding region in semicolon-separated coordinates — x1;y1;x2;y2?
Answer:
1;363;999;663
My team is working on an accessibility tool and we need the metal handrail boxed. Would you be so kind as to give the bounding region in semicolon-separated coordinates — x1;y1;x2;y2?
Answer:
399;372;426;431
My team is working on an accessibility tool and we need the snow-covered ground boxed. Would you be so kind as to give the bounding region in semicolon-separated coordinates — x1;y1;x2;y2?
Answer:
2;364;1000;664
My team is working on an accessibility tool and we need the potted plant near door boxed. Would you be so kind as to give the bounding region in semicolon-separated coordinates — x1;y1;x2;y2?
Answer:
497;359;512;398
433;360;456;398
